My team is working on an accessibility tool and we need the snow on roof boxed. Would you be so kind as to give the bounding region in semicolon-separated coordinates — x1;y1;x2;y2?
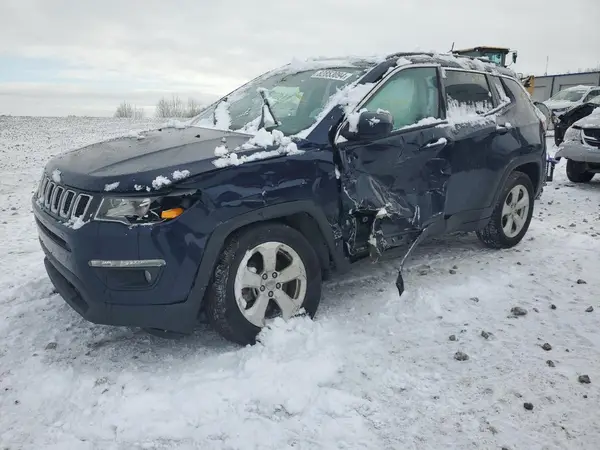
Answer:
563;85;593;92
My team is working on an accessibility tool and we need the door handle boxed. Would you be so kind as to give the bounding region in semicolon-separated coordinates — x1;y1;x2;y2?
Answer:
422;137;448;150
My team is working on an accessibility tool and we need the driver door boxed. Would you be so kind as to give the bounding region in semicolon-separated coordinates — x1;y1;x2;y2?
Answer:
335;66;451;255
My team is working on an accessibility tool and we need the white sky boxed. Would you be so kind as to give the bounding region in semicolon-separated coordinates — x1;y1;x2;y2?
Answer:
1;0;599;117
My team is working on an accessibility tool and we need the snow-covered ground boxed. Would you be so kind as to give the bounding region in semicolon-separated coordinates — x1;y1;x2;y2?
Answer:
1;116;599;450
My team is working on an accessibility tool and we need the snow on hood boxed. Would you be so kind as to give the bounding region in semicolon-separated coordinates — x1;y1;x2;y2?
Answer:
574;107;600;128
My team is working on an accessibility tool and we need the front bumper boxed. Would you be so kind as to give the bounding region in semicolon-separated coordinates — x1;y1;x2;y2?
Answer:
555;142;600;164
33;199;209;333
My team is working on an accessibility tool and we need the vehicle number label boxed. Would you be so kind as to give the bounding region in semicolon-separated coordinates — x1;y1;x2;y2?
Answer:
311;70;354;81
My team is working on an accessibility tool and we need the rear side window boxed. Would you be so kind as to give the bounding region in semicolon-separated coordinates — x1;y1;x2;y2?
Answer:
584;89;600;102
362;67;441;130
491;76;511;105
444;70;495;115
502;77;539;122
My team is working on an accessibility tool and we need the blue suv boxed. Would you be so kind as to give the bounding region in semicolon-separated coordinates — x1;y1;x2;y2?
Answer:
33;52;547;345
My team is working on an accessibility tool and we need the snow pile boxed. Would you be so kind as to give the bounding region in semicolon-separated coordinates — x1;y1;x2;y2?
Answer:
51;169;61;183
214;100;231;130
162;119;188;130
396;57;412;67
213;128;304;168
64;216;87;230
151;175;172;190
126;130;145;140
214;144;228;156
172;170;190;181
104;181;120;192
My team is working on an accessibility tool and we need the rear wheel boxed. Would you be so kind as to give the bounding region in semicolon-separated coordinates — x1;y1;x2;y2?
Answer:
476;171;535;249
205;223;322;345
566;159;594;183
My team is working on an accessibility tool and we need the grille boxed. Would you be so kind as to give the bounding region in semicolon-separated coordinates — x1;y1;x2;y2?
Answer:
583;129;600;148
37;176;93;220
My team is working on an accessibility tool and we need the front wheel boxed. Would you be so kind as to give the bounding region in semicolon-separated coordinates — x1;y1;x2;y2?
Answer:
566;159;594;183
476;171;535;249
205;223;322;345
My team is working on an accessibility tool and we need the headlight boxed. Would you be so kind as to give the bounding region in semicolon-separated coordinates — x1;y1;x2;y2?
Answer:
95;191;196;225
563;127;582;143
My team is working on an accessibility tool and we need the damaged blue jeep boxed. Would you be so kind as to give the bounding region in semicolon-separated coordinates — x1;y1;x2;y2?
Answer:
33;52;547;344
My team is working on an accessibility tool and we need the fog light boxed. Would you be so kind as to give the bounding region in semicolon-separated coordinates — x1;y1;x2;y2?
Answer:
144;270;152;283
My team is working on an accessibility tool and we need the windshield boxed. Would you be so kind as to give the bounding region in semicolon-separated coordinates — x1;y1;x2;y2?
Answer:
588;95;600;105
550;89;587;102
190;67;365;136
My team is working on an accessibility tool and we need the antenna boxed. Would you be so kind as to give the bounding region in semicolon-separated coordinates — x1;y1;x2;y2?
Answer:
450;41;455;52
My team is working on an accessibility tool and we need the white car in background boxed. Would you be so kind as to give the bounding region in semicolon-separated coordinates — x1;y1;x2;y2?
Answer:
544;85;600;118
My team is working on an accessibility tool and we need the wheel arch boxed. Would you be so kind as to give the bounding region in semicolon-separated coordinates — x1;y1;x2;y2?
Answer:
187;201;348;318
492;155;543;205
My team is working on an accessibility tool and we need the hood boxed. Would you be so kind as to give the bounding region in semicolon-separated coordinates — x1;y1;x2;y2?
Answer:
46;127;269;193
544;100;576;112
574;107;600;129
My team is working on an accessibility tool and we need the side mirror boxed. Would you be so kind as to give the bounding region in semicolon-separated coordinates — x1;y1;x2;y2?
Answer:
341;110;394;141
512;51;518;64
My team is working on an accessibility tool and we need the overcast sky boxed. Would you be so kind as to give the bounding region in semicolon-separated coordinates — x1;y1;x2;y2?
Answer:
1;0;599;117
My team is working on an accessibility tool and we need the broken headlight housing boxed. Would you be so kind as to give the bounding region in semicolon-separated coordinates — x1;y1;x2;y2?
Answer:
563;126;583;143
95;190;197;225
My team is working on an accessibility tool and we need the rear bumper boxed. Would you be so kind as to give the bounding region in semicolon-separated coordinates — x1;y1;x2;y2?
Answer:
555;142;600;163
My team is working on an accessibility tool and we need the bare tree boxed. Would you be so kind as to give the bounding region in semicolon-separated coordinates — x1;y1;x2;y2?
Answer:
186;98;203;117
155;95;204;118
114;101;145;119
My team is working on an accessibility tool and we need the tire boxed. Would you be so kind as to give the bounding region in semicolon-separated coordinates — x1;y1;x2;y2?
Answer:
566;159;594;183
476;171;535;249
205;222;322;345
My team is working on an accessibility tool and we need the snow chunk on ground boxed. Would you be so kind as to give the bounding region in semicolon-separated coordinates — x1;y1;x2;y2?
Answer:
126;130;145;139
152;175;171;190
51;169;61;183
172;170;190;181
162;119;187;129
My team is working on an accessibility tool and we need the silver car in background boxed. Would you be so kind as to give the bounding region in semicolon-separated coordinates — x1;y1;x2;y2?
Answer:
555;99;600;183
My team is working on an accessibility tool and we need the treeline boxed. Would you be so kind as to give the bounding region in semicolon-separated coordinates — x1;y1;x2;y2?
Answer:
114;95;205;119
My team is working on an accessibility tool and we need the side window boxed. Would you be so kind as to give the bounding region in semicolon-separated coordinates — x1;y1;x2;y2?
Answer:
584;90;600;102
444;70;495;115
502;77;538;122
361;67;441;130
491;76;511;105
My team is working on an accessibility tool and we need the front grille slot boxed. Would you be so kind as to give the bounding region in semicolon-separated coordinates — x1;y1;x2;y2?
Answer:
72;194;91;218
44;182;55;207
36;175;95;221
60;191;76;218
51;186;64;213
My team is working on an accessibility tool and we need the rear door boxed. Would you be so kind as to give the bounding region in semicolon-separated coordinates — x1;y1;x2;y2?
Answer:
441;69;500;217
335;65;451;254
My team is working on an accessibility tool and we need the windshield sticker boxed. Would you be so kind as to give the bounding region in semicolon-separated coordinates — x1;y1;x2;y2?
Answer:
311;70;354;81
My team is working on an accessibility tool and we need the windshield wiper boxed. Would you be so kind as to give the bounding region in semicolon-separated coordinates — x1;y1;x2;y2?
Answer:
258;88;281;131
